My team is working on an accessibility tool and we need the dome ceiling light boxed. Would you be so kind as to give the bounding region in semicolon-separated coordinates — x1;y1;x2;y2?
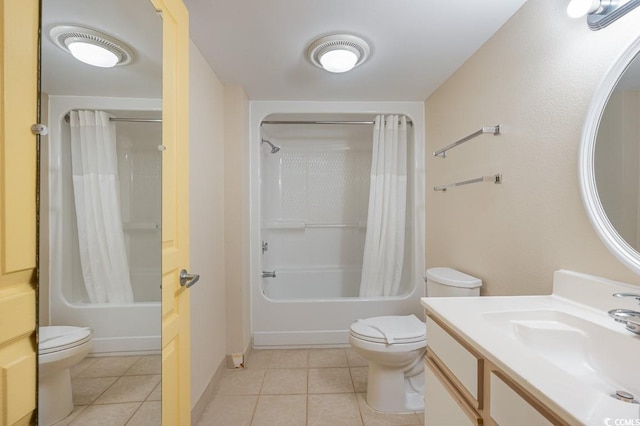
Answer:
307;34;370;74
50;25;134;68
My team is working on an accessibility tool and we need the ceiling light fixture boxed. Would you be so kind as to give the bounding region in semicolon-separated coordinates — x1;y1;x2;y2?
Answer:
566;0;640;30
50;25;134;68
308;34;370;74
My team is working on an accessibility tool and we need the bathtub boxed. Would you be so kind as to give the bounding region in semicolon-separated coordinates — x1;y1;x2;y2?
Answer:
250;101;426;348
42;95;162;356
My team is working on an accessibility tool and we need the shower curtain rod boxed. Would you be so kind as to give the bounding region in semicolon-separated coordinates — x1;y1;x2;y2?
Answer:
63;113;162;123
261;119;413;126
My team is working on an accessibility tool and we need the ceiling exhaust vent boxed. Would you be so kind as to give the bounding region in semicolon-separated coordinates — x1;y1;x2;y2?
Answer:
50;25;134;68
307;34;370;73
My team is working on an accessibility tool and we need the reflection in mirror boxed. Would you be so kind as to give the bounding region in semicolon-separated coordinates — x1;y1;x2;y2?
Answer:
580;34;640;276
595;53;640;252
38;1;162;424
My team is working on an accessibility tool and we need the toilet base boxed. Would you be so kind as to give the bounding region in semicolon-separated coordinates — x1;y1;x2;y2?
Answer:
366;361;425;413
38;368;74;426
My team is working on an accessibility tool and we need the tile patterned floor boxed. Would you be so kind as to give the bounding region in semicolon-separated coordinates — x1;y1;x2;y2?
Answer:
197;348;425;426
54;355;161;426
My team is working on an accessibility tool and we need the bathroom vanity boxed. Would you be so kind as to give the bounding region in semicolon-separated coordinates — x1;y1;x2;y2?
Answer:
421;270;640;425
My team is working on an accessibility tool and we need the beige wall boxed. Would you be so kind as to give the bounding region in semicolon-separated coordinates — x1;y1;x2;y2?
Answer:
223;85;252;355
425;1;640;296
188;39;227;408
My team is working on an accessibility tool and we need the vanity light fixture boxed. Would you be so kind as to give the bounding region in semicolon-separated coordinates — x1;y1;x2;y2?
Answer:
307;34;370;73
566;0;640;30
50;26;134;68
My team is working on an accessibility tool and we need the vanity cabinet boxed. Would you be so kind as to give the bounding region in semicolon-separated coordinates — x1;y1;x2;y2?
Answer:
425;313;569;426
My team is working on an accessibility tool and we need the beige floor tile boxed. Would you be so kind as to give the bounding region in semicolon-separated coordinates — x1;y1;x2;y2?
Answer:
269;349;309;369
71;377;118;405
53;405;88;426
350;367;368;393
308;368;354;394
308;393;363;426
308;349;348;368
218;369;266;395
68;402;140;426
197;395;258;426
71;357;98;378
95;375;160;404
146;382;161;401
125;355;161;375
246;350;275;369
345;349;368;367
415;410;424;424
356;393;421;426
125;401;161;426
261;368;307;395
251;395;306;426
77;356;140;378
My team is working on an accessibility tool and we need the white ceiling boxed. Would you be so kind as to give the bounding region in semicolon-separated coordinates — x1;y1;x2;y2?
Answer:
41;0;162;98
185;0;528;101
40;0;528;102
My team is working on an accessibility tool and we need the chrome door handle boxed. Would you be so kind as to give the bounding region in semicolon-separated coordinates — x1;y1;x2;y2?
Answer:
180;269;200;288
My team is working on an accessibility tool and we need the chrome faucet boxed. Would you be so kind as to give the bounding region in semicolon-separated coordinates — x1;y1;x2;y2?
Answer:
262;271;276;278
609;293;640;335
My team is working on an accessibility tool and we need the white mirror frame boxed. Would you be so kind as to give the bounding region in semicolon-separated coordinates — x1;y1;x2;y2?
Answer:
579;35;640;275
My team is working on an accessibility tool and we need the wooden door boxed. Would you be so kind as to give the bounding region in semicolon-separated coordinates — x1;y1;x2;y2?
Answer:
149;0;192;424
0;0;39;424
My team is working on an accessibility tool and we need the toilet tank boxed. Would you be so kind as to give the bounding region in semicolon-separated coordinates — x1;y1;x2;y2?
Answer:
425;267;481;297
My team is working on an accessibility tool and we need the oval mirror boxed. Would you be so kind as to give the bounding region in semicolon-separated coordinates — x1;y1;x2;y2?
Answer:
580;35;640;274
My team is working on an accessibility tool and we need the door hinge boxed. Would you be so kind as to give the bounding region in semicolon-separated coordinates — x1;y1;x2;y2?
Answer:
31;123;49;136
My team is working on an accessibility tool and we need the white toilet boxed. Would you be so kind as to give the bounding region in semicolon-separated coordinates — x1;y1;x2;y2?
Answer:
349;267;481;413
38;326;93;426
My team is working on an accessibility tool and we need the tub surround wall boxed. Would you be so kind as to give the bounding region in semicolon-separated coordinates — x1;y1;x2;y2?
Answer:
425;0;640;295
188;40;227;414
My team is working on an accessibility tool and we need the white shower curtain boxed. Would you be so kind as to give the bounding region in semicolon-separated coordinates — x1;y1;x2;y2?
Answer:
70;110;134;303
359;115;408;297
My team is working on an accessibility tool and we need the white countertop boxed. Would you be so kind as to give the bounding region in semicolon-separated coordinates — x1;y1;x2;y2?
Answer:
421;270;640;426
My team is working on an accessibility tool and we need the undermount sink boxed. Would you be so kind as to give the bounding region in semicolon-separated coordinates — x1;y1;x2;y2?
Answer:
482;309;640;397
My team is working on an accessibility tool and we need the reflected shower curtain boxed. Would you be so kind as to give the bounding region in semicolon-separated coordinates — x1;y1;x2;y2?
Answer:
359;115;408;297
70;110;134;303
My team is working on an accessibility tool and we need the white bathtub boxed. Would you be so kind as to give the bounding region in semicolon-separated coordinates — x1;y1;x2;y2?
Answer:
43;96;162;356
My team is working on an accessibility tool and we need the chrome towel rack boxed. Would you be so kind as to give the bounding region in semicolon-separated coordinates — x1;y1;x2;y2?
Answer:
434;174;502;192
434;125;500;158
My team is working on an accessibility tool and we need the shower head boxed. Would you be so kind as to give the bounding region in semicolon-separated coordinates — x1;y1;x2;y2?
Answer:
261;138;281;154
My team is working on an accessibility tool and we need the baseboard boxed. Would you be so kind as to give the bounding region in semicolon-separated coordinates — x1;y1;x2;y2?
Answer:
191;358;225;425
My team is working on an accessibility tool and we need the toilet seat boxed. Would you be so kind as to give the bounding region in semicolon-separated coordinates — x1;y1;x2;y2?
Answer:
350;315;426;344
39;326;92;355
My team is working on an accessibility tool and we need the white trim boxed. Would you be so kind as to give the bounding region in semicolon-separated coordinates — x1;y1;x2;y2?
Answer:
579;36;640;275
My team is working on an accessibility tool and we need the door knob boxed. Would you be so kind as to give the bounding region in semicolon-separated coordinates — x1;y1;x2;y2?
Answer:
179;269;200;288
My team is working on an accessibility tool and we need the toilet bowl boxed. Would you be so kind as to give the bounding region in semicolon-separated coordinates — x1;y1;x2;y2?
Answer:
349;315;427;412
350;267;482;413
38;326;93;426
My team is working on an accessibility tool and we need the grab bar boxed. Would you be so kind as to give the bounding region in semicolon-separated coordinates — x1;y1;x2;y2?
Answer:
434;125;500;158
434;174;502;192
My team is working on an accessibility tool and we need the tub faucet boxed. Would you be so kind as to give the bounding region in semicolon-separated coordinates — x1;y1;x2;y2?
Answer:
262;271;276;278
609;293;640;335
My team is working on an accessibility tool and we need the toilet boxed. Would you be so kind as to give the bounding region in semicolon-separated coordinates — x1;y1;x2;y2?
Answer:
349;267;481;413
38;326;93;426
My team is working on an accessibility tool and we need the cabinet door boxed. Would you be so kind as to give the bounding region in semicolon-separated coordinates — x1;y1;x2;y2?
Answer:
489;372;554;426
0;0;39;424
425;360;481;426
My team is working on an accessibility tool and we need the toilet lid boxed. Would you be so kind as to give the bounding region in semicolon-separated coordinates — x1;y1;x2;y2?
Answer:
350;315;426;344
39;326;92;355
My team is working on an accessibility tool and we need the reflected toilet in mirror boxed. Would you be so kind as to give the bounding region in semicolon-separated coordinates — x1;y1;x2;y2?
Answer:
39;0;163;424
